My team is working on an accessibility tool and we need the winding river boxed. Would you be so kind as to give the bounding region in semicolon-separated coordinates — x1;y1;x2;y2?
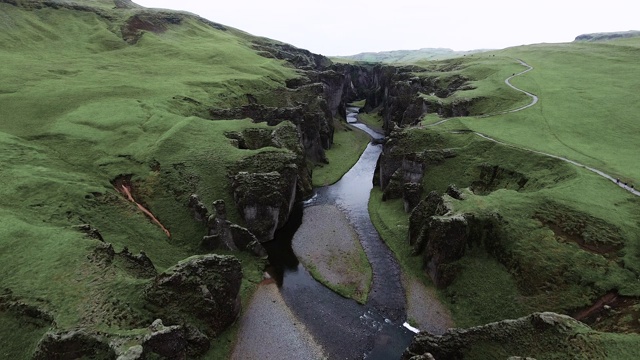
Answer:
263;108;414;359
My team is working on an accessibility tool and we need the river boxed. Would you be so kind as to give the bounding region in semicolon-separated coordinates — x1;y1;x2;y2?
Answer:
263;107;414;359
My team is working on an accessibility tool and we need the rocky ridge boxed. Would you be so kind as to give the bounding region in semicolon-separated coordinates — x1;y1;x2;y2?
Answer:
402;312;609;360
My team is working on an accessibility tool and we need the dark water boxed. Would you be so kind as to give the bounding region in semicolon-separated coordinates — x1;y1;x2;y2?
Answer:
263;110;413;359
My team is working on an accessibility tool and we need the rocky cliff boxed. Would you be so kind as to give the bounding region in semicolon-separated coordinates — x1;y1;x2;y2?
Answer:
408;190;503;287
336;63;477;134
376;128;456;212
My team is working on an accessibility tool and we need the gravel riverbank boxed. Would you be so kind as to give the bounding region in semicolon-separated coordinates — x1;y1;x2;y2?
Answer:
403;274;454;335
231;278;326;360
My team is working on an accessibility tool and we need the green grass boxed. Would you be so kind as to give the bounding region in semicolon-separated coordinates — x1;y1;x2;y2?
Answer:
0;312;49;359
0;2;299;358
367;39;640;329
357;111;384;133
312;121;371;186
305;255;372;305
461;41;640;184
369;189;426;283
412;54;533;116
370;123;640;327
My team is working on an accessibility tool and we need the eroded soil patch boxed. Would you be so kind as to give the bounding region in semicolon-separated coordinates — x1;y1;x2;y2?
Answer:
572;292;640;333
535;203;624;258
112;175;171;237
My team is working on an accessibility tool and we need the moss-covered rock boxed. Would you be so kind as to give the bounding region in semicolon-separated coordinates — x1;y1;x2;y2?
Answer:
144;254;242;338
403;312;621;360
409;192;503;287
32;330;116;360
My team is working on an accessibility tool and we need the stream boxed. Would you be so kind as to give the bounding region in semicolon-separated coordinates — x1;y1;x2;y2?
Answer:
263;108;414;359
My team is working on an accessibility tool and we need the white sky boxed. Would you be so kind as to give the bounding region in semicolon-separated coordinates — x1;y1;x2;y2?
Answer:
133;1;639;56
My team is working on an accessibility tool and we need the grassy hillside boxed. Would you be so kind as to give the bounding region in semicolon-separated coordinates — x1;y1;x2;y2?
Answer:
462;40;640;184
370;37;640;343
0;1;305;358
334;48;489;63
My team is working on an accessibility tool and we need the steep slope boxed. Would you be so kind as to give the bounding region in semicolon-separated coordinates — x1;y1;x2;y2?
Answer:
0;0;349;358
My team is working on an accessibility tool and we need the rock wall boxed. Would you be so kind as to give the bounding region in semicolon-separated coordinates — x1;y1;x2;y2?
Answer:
408;191;503;288
376;129;456;212
188;195;267;256
334;63;478;134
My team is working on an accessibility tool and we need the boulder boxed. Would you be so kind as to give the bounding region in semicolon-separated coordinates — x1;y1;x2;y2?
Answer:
144;254;242;337
446;184;465;200
141;319;186;359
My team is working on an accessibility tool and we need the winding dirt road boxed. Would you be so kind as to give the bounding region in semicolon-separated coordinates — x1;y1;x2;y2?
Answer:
496;59;538;114
433;58;639;197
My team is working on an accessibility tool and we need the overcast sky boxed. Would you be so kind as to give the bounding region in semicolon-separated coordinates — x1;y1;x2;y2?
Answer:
133;1;639;56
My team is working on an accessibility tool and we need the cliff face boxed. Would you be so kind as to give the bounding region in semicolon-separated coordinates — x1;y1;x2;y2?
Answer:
337;64;477;134
408;192;503;288
376;129;456;212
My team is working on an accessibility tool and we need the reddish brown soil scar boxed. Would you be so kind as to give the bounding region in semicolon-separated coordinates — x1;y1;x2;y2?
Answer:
113;177;171;238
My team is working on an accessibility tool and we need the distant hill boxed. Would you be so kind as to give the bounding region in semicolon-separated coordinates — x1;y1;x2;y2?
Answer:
333;48;489;63
574;30;640;42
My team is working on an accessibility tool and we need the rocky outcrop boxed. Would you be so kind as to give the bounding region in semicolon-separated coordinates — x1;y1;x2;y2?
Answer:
403;312;603;360
377;129;456;211
191;196;266;256
144;254;242;337
409;192;503;288
121;11;182;44
117;246;157;278
74;223;104;241
233;169;298;242
212;101;333;164
139;319;209;359
446;184;465;200
88;242;157;279
32;330;116;360
408;191;450;251
470;163;529;195
226;122;313;242
32;319;211;360
252;40;332;71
